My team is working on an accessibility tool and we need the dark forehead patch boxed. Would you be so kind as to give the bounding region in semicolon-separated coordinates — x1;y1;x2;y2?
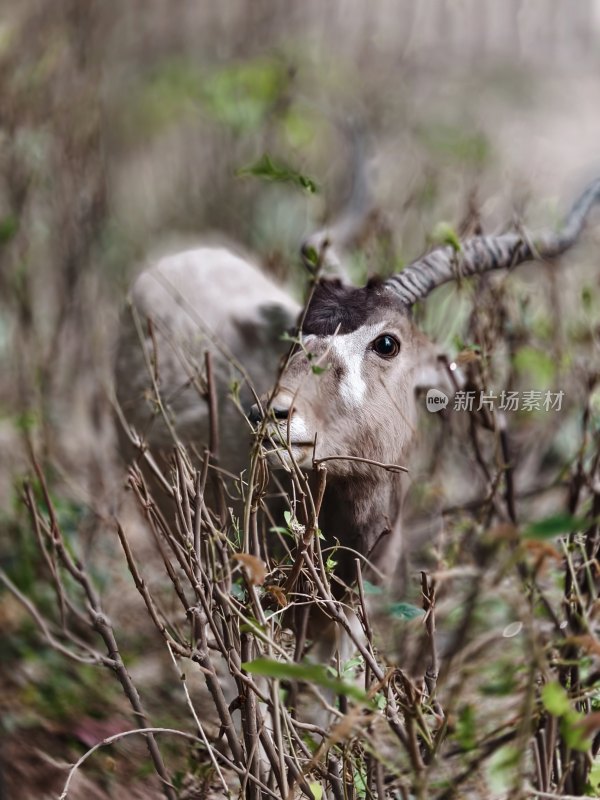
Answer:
302;278;405;335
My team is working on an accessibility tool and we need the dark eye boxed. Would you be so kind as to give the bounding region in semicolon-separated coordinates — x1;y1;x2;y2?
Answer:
372;334;400;359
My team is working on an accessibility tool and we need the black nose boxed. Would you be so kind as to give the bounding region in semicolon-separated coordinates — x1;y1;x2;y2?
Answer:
248;403;290;425
248;404;262;425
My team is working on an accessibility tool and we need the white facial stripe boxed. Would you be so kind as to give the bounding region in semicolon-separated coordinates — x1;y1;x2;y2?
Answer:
288;415;309;443
330;323;386;408
273;416;312;469
267;413;310;445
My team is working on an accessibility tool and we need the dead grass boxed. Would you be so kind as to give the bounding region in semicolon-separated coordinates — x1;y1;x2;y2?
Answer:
1;3;600;799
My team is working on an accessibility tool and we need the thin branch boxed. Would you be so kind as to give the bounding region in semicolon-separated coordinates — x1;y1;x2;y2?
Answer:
312;454;408;474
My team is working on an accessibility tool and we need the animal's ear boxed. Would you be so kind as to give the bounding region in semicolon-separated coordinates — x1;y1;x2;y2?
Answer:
258;302;299;339
234;302;298;351
300;234;351;282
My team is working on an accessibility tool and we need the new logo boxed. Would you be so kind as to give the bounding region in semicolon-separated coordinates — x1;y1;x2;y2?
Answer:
426;388;449;413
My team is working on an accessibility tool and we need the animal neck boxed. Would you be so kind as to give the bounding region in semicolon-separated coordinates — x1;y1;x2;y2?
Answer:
314;472;405;589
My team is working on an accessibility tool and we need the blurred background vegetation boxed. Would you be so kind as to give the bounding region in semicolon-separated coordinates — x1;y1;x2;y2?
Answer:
1;1;600;798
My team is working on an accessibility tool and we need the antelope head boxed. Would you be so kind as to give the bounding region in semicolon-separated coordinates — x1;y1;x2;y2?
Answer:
256;178;600;481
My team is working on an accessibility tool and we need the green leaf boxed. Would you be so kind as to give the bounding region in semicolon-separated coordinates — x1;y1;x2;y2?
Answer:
124;59;204;139
237;153;318;193
229;379;241;404
456;704;476;752
479;660;517;697
325;555;337;572
353;765;368;799
202;59;287;133
541;682;571;717
432;221;462;252
281;107;317;149
230;582;246;601
523;513;587;540
387;602;425;621
269;525;294;539
513;345;555;390
0;215;18;244
311;364;329;375
561;710;592;752
241;658;370;704
586;756;600;795
341;655;363;676
308;783;323;800
15;409;38;434
486;744;520;794
302;245;319;268
239;617;266;636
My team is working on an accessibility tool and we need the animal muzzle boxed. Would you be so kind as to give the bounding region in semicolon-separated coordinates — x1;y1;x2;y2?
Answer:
248;398;291;425
248;394;315;468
